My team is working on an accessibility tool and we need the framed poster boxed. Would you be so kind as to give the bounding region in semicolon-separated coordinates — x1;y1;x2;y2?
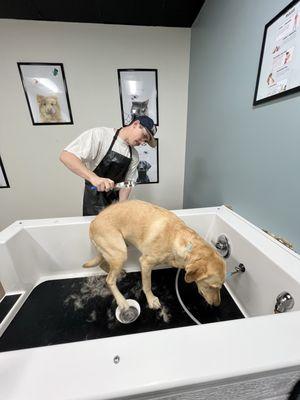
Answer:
0;156;10;188
18;62;73;125
118;69;159;126
254;0;300;105
136;139;159;184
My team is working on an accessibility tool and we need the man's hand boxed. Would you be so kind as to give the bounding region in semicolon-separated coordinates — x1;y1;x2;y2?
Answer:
90;176;115;192
59;151;115;192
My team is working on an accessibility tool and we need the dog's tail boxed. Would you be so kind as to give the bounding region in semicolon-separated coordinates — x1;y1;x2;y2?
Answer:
82;255;102;268
82;254;110;274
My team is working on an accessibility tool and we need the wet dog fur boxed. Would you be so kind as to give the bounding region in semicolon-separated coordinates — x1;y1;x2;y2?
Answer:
83;200;226;311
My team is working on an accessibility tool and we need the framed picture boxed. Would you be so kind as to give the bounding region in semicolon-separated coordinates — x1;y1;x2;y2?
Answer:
253;0;300;105
118;69;159;126
17;62;73;125
136;139;159;184
0;156;10;188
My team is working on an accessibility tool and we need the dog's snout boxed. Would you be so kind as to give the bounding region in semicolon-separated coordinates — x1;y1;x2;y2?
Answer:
213;298;221;307
198;288;221;307
47;106;56;115
212;291;221;307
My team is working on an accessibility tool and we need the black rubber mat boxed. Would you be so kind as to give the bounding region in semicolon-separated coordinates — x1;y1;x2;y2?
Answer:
0;268;244;352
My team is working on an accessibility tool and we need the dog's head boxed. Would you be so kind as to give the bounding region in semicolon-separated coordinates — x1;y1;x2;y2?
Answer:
184;253;226;306
37;95;61;121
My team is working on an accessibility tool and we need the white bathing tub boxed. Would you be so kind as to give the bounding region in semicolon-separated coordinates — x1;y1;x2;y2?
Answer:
0;205;300;400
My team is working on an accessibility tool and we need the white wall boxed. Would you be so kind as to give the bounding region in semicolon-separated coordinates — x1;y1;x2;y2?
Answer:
0;20;190;229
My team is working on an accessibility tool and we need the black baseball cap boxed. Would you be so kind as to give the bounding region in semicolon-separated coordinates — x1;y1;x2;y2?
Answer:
133;115;157;147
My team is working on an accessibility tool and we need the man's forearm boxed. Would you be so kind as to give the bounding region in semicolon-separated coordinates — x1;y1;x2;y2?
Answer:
59;151;96;182
119;188;132;202
60;151;119;192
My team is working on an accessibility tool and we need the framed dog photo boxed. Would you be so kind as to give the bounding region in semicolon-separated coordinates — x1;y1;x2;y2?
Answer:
118;69;159;126
0;156;10;188
136;139;159;184
253;0;300;105
17;62;73;125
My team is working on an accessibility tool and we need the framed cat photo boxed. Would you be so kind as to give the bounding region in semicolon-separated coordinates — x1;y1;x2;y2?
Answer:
17;62;73;125
136;139;159;184
0;156;10;189
117;69;159;126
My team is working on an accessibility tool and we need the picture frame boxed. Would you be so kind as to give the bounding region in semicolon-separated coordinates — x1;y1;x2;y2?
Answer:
136;138;159;184
253;0;300;105
0;156;10;188
17;62;73;125
117;69;159;126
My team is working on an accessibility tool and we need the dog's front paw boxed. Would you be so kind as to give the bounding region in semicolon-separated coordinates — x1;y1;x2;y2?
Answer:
118;299;130;311
148;296;161;310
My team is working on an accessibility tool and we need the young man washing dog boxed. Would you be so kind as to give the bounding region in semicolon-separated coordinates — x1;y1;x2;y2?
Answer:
60;116;157;216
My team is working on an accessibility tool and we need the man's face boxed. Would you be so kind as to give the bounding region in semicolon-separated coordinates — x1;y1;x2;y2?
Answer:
129;121;151;146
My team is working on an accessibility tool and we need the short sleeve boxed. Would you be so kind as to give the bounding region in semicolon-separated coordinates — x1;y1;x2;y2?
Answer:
64;128;104;162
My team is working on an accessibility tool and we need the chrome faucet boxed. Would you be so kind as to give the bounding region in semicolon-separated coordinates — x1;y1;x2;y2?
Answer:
212;234;231;258
274;291;294;313
226;263;246;279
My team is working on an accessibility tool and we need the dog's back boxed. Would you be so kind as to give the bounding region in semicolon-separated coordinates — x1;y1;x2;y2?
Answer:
90;200;187;252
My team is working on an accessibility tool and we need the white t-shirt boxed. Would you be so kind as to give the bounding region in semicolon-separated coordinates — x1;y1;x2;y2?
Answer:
64;127;139;181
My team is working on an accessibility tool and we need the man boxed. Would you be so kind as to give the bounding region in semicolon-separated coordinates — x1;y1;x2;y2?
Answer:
60;115;157;216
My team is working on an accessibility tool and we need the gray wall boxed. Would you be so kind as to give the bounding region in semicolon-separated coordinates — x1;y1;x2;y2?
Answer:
184;0;300;252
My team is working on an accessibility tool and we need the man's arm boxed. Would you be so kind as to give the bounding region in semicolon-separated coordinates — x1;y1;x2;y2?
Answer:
59;151;114;191
119;147;138;202
118;188;132;202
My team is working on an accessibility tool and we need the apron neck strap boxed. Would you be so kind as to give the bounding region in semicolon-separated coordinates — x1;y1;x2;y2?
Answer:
109;128;132;158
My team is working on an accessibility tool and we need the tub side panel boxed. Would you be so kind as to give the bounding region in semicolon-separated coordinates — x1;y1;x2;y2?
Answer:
24;215;215;274
174;212;216;237
0;244;24;293
5;229;61;286
25;223;95;273
208;215;300;316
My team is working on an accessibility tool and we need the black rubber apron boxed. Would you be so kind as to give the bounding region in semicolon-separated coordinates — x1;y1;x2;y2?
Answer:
83;129;132;216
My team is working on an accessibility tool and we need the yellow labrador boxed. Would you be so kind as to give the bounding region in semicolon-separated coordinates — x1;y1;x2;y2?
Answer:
83;200;226;311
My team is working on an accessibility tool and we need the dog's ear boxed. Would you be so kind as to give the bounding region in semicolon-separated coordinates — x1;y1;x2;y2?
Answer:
36;95;44;104
184;260;207;283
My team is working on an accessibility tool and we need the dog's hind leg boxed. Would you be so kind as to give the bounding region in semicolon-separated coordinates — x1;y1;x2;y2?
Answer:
140;255;161;310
